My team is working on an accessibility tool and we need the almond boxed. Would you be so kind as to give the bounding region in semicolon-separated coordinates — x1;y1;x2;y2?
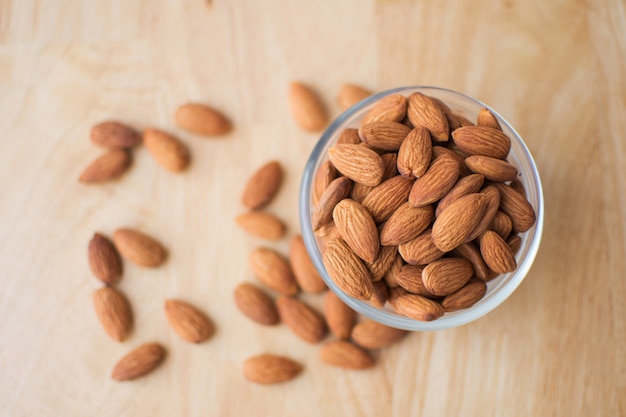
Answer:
113;228;166;268
432;146;471;177
289;81;328;132
350;183;373;203
322;238;373;300
337;128;362;145
452;242;490;281
493;183;536;233
93;287;132;342
276;296;328;343
380;203;434;246
507;234;522;255
422;258;474;296
432;193;488;252
249;247;298;295
361;93;407;125
320;340;374;369
489;211;513;240
290;235;327;293
392;293;444;321
332;199;379;263
88;233;122;285
367;280;389;308
174;103;232;136
362;175;413;223
407;93;449;142
351;319;407;349
164;299;214;343
359;121;411;151
143;128;190;172
451;126;511;159
387;286;408;309
465;155;518;182
435;174;484;216
510;178;526;197
465;185;501;242
480;230;517;274
315;221;340;253
235;212;286;240
79;149;132;183
111;343;166;381
241;161;283;210
233;282;280;325
383;254;404;288
381;152;400;179
91;121;140;148
442;279;487;312
397;127;432;178
477;107;502;130
328;144;384;186
324;291;357;339
312;176;353;230
243;354;302;385
408;153;460;207
312;160;338;204
395;265;435;297
431;97;466;131
337;84;372;110
365;244;398;281
398;229;445;265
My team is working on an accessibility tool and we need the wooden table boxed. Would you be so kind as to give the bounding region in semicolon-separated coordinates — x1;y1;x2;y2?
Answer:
1;0;624;415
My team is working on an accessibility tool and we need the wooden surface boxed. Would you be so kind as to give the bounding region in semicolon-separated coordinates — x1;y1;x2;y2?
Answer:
1;0;624;415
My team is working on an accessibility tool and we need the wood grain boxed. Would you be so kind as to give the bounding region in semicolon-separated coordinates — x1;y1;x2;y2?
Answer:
0;0;624;416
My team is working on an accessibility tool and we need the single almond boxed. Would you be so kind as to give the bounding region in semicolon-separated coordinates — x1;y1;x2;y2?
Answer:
337;84;373;110
383;254;404;288
312;176;353;230
365;244;398;281
359;121;411;151
451;126;511;159
111;343;166;381
380;203;434;246
332;199;379;263
276;296;328;344
442;279;487;312
351;319;407;349
393;293;445;321
289;81;328;132
328;144;384;187
350;183;373;203
465;185;501;242
233;282;280;325
507;234;522;255
435;174;485;216
480;230;517;273
422;258;474;296
324;291;357;339
88;233;122;285
79;149;132;183
367;280;389;308
398;229;445;265
91;121;140;148
362;175;414;223
407;93;449;142
477;108;502;130
143;128;190;172
361;94;408;125
93;287;132;342
165;299;214;343
243;354;302;385
397;127;432;179
432;193;488;252
241;161;283;210
394;265;435;297
337;128;362;145
113;228;166;268
465;155;518;182
175;103;231;136
493;183;536;232
452;242;490;281
320;340;374;369
322;238;373;300
432;146;471;177
489;211;513;240
236;212;286;240
312;160;338;204
290;235;327;293
408;153;460;207
249;247;298;295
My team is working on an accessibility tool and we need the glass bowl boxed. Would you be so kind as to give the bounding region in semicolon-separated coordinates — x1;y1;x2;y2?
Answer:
299;86;544;331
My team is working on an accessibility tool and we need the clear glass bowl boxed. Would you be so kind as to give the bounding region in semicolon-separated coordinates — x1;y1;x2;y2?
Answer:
299;86;544;331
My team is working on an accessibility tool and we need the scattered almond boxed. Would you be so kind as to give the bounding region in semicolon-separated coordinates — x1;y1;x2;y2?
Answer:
164;299;214;343
243;354;302;384
320;340;374;369
233;282;280;326
276;296;328;344
174;103;232;136
111;343;166;381
88;233;122;285
351;319;408;349
113;228;166;268
324;291;357;340
93;287;132;342
289;235;327;293
143;128;190;172
249;247;298;295
337;84;372;110
91;121;140;149
236;212;286;240
79;149;132;183
289;81;328;132
241;161;283;210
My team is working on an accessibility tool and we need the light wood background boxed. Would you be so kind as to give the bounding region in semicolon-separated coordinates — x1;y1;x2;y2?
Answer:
0;0;624;416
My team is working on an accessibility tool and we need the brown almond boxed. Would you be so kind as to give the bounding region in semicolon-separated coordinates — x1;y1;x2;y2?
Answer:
432;146;471;177
465;155;518;182
367;280;389;308
290;235;326;293
397;127;432;179
395;265;434;297
408;153;460;207
235;212;286;240
361;94;408;125
442;279;487;312
337;128;362;145
174;103;232;136
315;221;340;253
451;126;511;159
362;175;414;223
249;247;298;295
398;229;445;265
387;286;408;309
452;242;490;281
88;233;122;285
93;287;132;342
164;299;214;343
431;97;463;131
312;160;337;204
359;121;411;151
289;81;328;132
243;354;302;384
111;343;166;381
351;153;398;204
276;296;327;343
477;108;502;130
143;128;190;172
328;144;384;187
393;294;444;321
322;238;373;300
320;340;374;369
383;254;404;288
380;203;434;246
351;319;407;349
241;161;283;210
432;193;488;252
312;176;353;230
79;149;131;183
480;230;517;273
91;121;140;149
113;228;166;268
324;291;357;339
489;211;513;240
493;183;536;233
435;174;485;216
333;199;379;263
510;178;526;197
350;183;373;203
233;282;280;325
337;84;373;110
422;258;474;296
507;234;522;255
407;93;449;142
465;185;502;242
365;244;398;281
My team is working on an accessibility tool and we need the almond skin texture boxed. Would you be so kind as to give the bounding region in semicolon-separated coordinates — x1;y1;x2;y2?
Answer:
397;127;432;178
365;244;398;281
361;94;408;125
88;233;122;285
111;343;166;381
466;185;502;242
398;230;445;265
442;279;487;312
395;265;433;297
380;203;434;246
351;319;408;349
143;128;190;172
362;175;414;223
93;287;132;342
290;235;326;293
79;149;131;183
174;103;232;136
333;199;379;263
367;280;389;308
241;161;283;210
91;121;140;148
409;154;460;207
312;176;353;231
113;228;166;268
276;296;328;344
465;155;518;182
337;84;372;110
507;234;522;255
383;254;404;288
493;183;536;233
312;160;338;204
432;146;471;177
407;93;449;142
249;248;298;295
165;300;214;343
477;108;502;130
324;291;357;340
236;212;286;240
337;128;362;145
320;340;374;369
322;238;373;300
489;211;513;240
480;230;517;273
315;221;340;253
435;174;485;216
359;121;411;151
452;242;490;281
432;193;488;252
422;258;474;296
244;354;302;385
233;282;280;326
452;126;511;159
289;81;328;132
328;144;384;187
393;294;444;321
